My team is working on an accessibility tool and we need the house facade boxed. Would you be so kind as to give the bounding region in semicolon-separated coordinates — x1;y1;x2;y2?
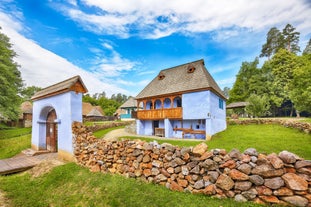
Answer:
135;59;226;140
119;97;138;120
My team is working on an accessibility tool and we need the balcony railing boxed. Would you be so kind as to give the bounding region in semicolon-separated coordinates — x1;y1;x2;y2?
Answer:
137;108;182;120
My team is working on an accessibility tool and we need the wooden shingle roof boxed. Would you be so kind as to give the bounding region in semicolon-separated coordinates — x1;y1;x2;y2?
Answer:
136;59;226;100
31;75;88;101
120;97;137;108
226;102;249;109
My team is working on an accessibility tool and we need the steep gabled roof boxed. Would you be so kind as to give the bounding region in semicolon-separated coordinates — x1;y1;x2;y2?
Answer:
87;108;104;117
120;97;137;109
226;102;249;109
31;75;88;101
136;59;226;100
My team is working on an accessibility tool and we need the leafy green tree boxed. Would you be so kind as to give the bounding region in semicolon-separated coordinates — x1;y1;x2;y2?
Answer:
0;28;23;120
282;24;300;53
20;86;41;101
245;94;270;117
289;54;311;113
260;27;283;59
303;38;311;55
228;58;259;103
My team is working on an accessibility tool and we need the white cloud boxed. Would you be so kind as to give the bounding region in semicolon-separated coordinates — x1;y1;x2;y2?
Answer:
0;11;128;96
57;0;311;40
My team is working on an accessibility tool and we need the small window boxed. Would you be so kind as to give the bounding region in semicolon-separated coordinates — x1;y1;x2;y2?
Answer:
187;65;196;73
158;72;165;80
219;99;224;109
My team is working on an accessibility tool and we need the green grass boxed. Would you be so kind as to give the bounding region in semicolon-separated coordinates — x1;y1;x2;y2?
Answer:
122;124;311;160
0;127;31;139
93;126;125;138
0;134;31;159
0;163;263;207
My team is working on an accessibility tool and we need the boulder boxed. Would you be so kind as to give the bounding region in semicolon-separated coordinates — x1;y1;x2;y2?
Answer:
264;177;284;190
267;153;284;169
281;196;309;207
282;173;308;191
234;194;247;202
251;164;285;178
216;174;234;191
228;169;249;181
249;175;264;186
234;181;252;191
295;160;311;169
237;163;252;175
244;148;258;156
192;143;208;156
279;151;299;164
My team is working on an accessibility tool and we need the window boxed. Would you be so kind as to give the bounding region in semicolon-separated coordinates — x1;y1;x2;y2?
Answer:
219;98;224;109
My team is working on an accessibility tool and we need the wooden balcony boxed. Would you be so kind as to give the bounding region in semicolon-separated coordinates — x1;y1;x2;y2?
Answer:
137;108;182;120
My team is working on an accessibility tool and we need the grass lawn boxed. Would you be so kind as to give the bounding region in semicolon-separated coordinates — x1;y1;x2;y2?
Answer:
0;127;31;159
0;163;263;207
93;126;125;138
123;124;311;160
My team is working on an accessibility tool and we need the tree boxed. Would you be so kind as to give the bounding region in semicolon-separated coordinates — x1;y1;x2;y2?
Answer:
0;28;23;120
282;24;300;54
228;58;259;103
245;94;270;117
260;27;283;59
303;38;311;55
20;86;41;101
222;87;230;99
289;54;311;113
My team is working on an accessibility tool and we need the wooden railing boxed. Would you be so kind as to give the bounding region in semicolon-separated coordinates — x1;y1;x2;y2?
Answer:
137;108;182;120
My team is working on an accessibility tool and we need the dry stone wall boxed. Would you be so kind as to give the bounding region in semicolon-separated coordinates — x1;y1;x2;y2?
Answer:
73;122;311;207
228;118;311;134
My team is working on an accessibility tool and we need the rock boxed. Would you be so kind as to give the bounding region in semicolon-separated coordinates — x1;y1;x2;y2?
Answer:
238;163;252;175
216;174;234;191
151;168;160;175
177;178;188;187
190;165;200;174
279;150;299;164
249;175;264;186
192;143;208;156
264;177;284;189
228;149;242;160
297;167;311;175
170;181;183;192
273;187;293;196
181;165;189;176
281;196;309;207
244;148;258;156
282;173;308;191
259;195;280;204
251;164;285;178
152;160;162;168
180;147;191;156
295;160;311;169
241;188;258;200
199;151;213;160
143;169;152;177
256;186;273;196
220;160;236;169
208;171;219;183
155;174;167;182
234;194;247;202
167;167;174;174
234;181;252;191
194;179;205;189
203;184;216;195
142;154;151;163
267;153;284;169
201;159;218;170
228;169;249;181
174;157;186;166
161;143;175;152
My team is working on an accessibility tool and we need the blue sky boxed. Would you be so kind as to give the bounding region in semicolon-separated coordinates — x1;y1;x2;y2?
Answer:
0;0;310;97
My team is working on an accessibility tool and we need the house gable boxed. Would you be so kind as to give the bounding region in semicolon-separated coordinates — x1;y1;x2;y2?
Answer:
31;75;88;101
136;59;225;100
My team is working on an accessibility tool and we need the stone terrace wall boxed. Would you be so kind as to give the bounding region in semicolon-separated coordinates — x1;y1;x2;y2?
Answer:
72;122;311;207
228;118;311;134
86;121;133;133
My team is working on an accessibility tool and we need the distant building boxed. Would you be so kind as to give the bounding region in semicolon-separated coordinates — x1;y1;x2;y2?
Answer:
119;97;138;120
135;59;226;140
19;101;33;127
82;102;104;121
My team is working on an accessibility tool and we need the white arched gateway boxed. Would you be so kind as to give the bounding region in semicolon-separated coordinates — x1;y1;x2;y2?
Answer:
31;76;87;161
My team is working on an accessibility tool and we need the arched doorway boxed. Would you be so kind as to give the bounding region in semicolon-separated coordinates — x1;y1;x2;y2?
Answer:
46;109;58;152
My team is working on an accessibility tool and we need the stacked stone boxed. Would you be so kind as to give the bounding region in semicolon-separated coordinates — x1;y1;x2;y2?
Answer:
86;121;132;133
228;118;311;134
72;122;311;207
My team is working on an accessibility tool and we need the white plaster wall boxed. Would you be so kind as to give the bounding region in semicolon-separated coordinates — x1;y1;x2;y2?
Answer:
32;91;83;154
209;92;226;135
182;91;211;119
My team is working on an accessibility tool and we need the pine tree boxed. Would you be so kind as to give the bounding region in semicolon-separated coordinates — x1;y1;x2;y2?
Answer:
282;24;300;53
303;38;311;55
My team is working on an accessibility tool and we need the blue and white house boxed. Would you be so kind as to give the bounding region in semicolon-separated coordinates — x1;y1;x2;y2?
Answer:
31;76;87;160
135;59;226;140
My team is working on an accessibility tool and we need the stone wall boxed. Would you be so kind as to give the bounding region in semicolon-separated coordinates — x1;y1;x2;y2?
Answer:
72;122;311;207
228;118;311;134
86;121;132;133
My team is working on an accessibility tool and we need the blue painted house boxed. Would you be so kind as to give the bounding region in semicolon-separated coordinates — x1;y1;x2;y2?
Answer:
135;59;226;140
119;97;138;120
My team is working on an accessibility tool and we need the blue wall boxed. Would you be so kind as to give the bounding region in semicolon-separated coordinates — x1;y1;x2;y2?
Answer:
32;91;82;156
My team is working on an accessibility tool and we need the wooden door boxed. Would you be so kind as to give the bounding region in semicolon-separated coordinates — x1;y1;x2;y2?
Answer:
46;109;57;152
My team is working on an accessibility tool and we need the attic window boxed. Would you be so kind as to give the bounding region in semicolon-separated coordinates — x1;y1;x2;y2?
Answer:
187;65;196;73
158;72;165;80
